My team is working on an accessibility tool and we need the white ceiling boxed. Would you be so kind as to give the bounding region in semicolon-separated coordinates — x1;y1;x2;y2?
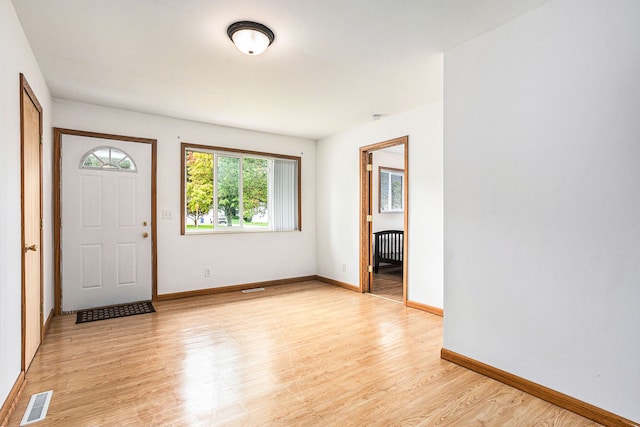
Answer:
12;0;553;140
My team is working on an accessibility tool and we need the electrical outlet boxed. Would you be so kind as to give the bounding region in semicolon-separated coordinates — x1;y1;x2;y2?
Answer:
204;267;211;277
341;264;347;272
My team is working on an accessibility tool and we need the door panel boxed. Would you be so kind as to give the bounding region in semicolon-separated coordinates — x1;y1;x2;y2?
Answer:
117;177;136;227
21;75;43;370
81;245;103;289
117;243;137;285
61;135;152;311
81;175;102;227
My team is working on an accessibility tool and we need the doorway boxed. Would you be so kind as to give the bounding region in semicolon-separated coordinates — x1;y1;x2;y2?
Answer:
20;74;44;371
360;136;408;303
54;129;158;313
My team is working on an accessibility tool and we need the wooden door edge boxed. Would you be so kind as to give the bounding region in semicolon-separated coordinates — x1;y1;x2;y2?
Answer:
19;73;43;371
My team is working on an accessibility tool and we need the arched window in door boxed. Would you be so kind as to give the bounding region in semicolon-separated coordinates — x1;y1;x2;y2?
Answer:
80;146;137;172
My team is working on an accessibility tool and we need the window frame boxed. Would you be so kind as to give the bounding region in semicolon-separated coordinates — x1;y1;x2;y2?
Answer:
378;166;404;213
180;142;302;235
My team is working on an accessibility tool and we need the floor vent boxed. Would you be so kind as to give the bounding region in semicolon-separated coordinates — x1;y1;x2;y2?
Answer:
242;287;266;293
20;390;53;426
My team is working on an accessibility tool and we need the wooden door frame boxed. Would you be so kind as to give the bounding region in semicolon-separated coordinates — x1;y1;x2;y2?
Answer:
359;136;409;304
20;74;44;370
53;128;158;315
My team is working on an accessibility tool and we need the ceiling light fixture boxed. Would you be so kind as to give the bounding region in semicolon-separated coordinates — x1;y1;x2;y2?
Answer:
227;21;275;56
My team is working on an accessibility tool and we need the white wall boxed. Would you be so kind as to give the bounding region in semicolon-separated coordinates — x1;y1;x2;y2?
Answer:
53;100;317;295
372;150;404;233
443;0;640;421
0;0;53;408
317;102;443;307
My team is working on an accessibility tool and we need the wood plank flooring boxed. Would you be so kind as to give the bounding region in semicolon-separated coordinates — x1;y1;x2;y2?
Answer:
371;267;403;302
9;281;601;426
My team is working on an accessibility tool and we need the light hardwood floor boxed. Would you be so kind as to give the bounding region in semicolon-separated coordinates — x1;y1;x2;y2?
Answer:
9;281;600;426
371;267;403;302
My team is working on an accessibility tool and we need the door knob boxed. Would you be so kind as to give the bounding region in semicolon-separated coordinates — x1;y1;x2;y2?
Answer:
142;232;149;238
24;244;37;253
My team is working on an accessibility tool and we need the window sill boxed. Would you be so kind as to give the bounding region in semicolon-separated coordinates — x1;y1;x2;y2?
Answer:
184;229;300;235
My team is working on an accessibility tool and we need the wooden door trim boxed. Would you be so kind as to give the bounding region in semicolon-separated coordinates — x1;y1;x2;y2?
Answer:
53;128;158;315
20;74;44;371
360;151;373;293
359;136;409;304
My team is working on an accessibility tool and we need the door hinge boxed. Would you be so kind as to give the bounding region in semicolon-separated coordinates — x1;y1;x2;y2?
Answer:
366;164;373;172
39;135;43;145
366;215;372;222
40;218;43;229
368;265;373;273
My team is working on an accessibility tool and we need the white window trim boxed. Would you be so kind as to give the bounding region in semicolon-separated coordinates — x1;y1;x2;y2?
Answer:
379;167;404;213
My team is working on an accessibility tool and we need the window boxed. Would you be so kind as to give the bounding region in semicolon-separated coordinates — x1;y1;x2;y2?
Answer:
80;146;137;171
182;143;300;234
379;167;404;213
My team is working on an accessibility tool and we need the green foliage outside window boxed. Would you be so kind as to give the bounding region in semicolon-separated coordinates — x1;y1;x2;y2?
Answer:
186;150;270;230
183;144;299;233
242;158;268;222
185;151;213;227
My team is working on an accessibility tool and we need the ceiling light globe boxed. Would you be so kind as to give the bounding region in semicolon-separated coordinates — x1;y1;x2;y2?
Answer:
227;21;275;56
232;29;270;55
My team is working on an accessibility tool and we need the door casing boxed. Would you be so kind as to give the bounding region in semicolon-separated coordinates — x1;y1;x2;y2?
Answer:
53;128;158;314
359;136;409;303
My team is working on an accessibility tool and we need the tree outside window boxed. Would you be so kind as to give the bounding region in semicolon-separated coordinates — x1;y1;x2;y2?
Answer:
182;144;299;233
185;151;213;227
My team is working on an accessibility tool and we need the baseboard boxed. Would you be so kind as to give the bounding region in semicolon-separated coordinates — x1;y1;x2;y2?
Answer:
0;371;25;427
43;308;54;338
157;275;317;301
406;300;443;316
314;275;360;292
440;348;638;427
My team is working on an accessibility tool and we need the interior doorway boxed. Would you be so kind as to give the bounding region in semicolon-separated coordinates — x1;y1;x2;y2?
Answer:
360;136;408;303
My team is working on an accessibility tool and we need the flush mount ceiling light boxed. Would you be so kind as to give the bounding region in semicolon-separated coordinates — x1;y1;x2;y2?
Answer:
227;21;275;56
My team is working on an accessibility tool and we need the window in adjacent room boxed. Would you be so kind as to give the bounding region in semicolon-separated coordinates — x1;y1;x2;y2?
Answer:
379;167;404;213
181;143;300;234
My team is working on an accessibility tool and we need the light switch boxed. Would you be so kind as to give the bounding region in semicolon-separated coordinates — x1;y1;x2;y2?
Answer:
162;209;173;220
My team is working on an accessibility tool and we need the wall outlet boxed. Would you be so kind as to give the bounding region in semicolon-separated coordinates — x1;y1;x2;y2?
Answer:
204;267;211;277
341;264;347;272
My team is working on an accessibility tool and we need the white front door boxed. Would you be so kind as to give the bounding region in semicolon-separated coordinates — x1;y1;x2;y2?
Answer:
61;135;152;311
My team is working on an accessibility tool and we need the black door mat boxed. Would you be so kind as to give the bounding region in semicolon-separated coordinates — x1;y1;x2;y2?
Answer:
76;301;155;324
